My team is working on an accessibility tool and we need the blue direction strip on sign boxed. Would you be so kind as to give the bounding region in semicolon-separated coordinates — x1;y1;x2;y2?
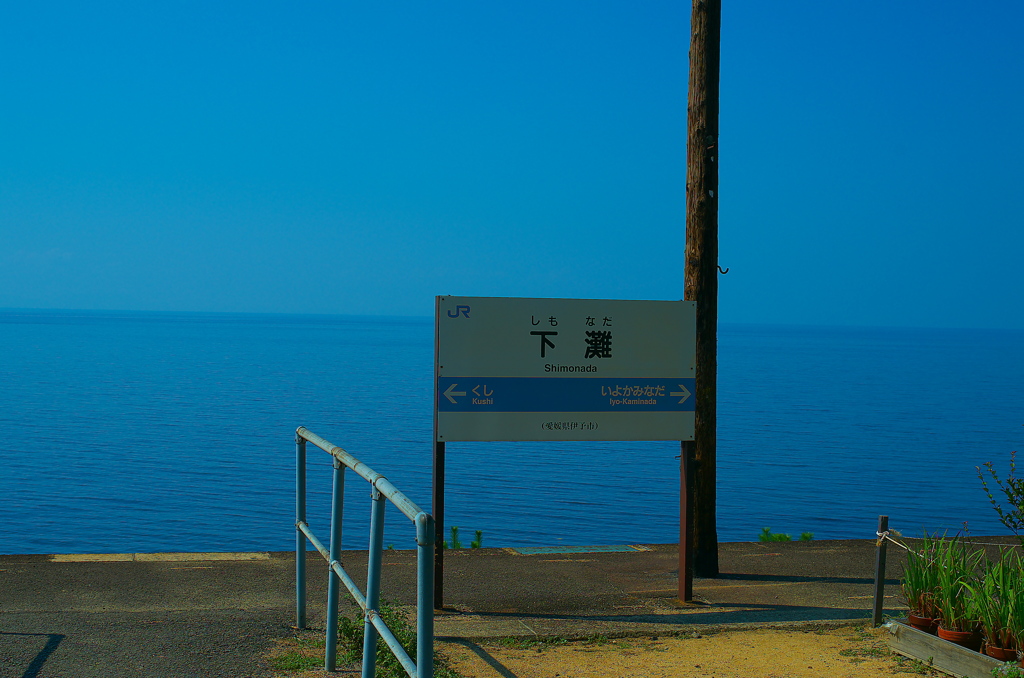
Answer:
436;377;696;412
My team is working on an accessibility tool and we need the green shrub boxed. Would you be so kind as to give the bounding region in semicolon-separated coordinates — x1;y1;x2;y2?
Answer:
977;452;1024;548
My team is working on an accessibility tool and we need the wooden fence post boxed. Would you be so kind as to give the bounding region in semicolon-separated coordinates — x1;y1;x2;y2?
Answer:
873;514;889;626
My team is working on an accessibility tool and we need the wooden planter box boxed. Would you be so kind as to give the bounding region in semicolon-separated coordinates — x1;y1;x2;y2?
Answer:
886;621;1010;678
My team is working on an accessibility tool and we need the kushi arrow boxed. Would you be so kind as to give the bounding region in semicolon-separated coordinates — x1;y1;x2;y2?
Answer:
443;383;466;404
670;384;692;404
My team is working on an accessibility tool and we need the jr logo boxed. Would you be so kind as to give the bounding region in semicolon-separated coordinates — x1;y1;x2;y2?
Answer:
447;305;471;318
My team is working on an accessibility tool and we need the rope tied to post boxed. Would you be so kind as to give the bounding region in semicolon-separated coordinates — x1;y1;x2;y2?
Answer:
875;524;1017;562
882;533;912;552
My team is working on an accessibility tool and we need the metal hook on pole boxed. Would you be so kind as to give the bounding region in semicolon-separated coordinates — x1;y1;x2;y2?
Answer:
717;266;729;274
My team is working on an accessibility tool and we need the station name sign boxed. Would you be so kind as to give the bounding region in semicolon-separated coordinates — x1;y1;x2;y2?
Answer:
434;296;696;442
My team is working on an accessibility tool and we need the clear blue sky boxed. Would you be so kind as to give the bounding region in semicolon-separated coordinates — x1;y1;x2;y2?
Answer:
2;1;1021;329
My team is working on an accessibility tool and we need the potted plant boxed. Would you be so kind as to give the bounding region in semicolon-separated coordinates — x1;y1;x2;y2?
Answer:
902;534;941;633
1007;564;1024;667
934;535;984;650
973;549;1020;660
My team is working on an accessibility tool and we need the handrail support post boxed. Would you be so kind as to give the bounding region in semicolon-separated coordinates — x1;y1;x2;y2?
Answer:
416;513;435;678
361;486;386;678
295;433;307;629
325;457;345;671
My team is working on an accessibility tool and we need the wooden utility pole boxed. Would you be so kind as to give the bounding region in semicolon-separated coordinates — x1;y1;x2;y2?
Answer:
684;0;721;578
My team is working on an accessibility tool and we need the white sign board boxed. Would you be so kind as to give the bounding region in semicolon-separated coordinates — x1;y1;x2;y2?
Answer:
434;296;695;441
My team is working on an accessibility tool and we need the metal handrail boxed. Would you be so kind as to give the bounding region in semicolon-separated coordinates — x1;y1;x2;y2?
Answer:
295;426;434;678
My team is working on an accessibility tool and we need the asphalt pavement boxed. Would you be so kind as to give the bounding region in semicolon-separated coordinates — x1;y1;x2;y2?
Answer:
2;537;985;678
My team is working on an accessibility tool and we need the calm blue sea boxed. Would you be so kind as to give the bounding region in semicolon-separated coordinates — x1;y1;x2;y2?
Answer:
1;309;1021;555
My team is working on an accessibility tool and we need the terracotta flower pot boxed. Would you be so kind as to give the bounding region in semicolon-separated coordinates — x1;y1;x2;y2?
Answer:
984;644;1018;661
937;626;982;652
907;614;939;634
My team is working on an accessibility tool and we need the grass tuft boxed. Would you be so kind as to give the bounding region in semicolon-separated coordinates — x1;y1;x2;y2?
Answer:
335;601;461;678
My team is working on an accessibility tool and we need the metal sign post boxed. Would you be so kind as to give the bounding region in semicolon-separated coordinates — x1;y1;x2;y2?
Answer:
432;296;697;607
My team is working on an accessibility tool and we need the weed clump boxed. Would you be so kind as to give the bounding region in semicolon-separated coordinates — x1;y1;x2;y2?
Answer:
441;526;484;549
337;602;460;678
758;527;814;542
270;602;459;677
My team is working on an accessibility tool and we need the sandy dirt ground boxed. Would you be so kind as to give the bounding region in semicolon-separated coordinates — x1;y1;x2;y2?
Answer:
436;626;941;678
